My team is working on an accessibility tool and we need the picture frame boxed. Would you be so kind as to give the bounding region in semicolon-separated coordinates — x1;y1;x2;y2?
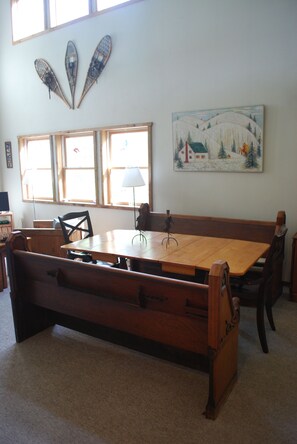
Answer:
5;141;13;168
173;105;264;172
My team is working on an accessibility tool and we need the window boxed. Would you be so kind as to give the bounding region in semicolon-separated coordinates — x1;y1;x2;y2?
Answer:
101;124;152;207
19;123;152;210
11;0;138;43
58;132;97;204
11;0;45;41
49;0;89;27
19;136;54;201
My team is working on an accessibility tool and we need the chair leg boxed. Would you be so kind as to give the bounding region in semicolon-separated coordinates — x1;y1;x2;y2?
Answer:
256;290;269;353
266;300;276;331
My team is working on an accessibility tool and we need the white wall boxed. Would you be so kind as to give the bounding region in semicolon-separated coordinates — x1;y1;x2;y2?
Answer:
0;0;297;280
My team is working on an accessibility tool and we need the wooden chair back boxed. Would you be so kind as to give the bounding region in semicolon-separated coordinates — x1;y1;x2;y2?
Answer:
262;224;287;288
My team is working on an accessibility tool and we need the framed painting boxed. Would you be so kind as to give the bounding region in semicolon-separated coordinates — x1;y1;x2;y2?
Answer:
173;105;264;172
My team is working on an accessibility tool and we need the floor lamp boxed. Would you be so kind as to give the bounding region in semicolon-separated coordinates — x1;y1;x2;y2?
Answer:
122;167;146;242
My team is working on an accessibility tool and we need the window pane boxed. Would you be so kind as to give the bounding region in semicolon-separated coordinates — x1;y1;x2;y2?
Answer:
97;0;131;12
29;170;53;199
64;170;96;202
21;138;54;200
12;0;44;41
65;135;94;168
110;131;148;168
27;140;51;169
50;0;89;27
110;168;148;205
102;124;152;208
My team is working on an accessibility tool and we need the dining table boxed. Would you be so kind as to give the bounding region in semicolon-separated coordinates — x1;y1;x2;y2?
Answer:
61;229;270;277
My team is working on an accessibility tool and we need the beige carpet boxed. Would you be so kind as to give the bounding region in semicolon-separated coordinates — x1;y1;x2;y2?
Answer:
0;287;296;444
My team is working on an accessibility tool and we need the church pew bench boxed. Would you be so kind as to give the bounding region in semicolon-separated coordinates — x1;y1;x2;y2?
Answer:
6;231;239;420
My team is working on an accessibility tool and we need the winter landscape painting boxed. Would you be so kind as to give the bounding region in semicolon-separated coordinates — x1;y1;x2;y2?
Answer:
173;105;264;172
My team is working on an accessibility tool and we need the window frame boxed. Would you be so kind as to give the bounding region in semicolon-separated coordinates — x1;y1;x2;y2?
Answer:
56;131;98;205
100;123;152;209
18;122;153;211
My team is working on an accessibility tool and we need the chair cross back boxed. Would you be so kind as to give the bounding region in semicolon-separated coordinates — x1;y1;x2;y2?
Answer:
58;211;93;243
58;211;94;262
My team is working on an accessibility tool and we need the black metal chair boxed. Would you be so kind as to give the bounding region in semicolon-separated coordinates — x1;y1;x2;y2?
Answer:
58;211;121;268
231;225;287;353
58;211;95;262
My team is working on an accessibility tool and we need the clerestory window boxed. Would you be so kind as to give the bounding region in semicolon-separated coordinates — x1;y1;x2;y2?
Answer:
11;0;140;43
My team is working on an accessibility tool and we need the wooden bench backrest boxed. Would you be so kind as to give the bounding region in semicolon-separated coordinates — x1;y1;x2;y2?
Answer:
12;250;210;354
148;210;286;244
16;228;67;258
7;232;234;356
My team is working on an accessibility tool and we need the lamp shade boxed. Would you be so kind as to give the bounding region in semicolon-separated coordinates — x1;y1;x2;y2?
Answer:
122;167;145;187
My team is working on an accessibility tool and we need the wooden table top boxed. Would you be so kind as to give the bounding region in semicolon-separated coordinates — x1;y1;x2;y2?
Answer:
61;229;270;277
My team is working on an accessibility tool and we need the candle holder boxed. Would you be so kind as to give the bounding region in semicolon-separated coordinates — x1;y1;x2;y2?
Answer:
132;203;149;244
162;210;178;248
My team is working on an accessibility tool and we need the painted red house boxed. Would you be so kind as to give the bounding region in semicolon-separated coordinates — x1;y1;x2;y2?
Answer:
179;141;209;163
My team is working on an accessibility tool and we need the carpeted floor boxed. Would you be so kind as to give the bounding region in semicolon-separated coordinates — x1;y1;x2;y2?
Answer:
0;287;296;444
